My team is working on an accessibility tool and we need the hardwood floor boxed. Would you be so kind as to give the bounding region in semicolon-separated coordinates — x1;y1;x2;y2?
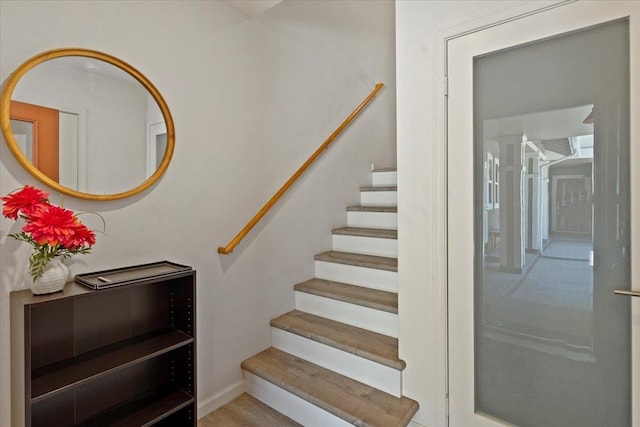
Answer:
198;393;301;427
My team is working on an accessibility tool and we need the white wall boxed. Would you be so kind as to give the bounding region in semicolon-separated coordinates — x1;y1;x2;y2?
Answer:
0;0;395;424
395;2;520;426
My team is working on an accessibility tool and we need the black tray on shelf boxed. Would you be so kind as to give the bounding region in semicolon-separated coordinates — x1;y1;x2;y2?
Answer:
74;261;193;290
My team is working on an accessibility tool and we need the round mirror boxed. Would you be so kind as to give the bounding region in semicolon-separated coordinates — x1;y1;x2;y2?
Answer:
0;48;175;200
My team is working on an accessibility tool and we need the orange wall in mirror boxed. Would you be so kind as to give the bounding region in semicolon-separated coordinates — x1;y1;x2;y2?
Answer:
10;100;59;182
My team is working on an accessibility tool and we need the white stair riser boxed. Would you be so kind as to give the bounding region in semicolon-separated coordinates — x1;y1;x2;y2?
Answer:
332;234;398;258
294;291;398;338
372;171;397;186
314;261;397;292
360;190;397;206
244;371;352;427
347;211;397;229
271;328;402;397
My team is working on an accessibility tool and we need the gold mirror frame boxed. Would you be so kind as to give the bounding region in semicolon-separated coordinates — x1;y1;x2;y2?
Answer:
0;48;175;201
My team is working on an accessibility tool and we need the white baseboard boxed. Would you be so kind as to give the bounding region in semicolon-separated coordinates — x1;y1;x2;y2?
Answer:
197;379;244;419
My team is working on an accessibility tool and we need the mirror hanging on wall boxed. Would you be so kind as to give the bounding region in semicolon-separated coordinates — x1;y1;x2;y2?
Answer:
0;48;175;201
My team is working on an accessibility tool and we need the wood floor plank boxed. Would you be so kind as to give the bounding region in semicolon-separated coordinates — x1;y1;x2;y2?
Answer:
332;227;397;239
314;251;398;272
198;393;301;427
347;206;397;212
360;186;397;192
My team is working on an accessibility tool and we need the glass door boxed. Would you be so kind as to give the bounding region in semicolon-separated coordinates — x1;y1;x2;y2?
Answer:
447;2;639;426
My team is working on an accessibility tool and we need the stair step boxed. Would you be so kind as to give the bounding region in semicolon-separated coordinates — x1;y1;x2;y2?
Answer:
315;251;397;272
332;227;398;257
347;205;397;213
315;252;397;292
199;393;301;427
295;278;397;314
271;327;401;396
294;279;398;337
346;206;397;230
360;185;397;192
372;169;397;186
360;186;397;207
332;227;397;239
241;348;419;427
271;310;404;370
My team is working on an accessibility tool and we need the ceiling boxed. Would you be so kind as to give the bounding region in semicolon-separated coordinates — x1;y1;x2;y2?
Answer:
483;104;594;159
483;104;594;142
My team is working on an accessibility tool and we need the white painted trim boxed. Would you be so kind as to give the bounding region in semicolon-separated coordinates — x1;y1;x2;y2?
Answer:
433;0;640;426
315;261;398;292
244;371;352;427
409;420;429;427
332;234;398;258
295;291;398;337
431;2;571;427
147;121;167;178
361;190;397;206
272;328;402;397
347;211;397;229
59;106;88;192
197;379;244;420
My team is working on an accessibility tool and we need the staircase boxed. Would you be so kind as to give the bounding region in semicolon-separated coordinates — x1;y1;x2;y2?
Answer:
203;168;418;426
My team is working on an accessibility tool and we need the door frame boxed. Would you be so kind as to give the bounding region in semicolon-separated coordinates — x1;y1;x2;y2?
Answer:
435;1;637;426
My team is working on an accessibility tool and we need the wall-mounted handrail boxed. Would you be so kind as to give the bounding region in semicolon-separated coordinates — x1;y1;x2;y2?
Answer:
218;82;384;255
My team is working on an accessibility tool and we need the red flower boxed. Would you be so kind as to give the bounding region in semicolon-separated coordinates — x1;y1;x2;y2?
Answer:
3;185;102;280
64;222;96;250
1;185;49;220
23;204;80;247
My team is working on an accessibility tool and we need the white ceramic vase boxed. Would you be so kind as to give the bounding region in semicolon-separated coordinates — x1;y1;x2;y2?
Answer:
27;257;69;295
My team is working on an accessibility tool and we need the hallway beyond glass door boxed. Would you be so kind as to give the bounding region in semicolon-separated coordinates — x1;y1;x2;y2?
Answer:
473;20;630;427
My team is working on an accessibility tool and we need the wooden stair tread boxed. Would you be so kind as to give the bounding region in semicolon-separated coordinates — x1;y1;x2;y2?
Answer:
332;227;397;240
360;186;397;192
241;348;418;427
347;205;397;213
271;310;404;370
294;278;397;313
315;251;398;272
199;393;301;427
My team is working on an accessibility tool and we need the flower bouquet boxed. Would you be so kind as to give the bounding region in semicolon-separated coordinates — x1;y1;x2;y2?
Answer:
2;185;102;293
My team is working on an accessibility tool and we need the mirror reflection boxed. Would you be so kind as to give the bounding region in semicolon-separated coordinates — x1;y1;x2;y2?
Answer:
9;56;167;195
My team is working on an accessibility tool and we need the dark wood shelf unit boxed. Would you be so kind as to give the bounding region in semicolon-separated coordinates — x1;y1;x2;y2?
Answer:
11;263;196;427
32;329;193;403
77;387;193;427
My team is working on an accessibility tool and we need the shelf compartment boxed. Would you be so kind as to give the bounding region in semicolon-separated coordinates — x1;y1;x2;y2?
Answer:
32;329;193;403
77;387;193;427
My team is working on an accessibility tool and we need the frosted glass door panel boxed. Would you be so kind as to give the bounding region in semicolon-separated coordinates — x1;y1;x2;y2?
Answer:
473;20;630;426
